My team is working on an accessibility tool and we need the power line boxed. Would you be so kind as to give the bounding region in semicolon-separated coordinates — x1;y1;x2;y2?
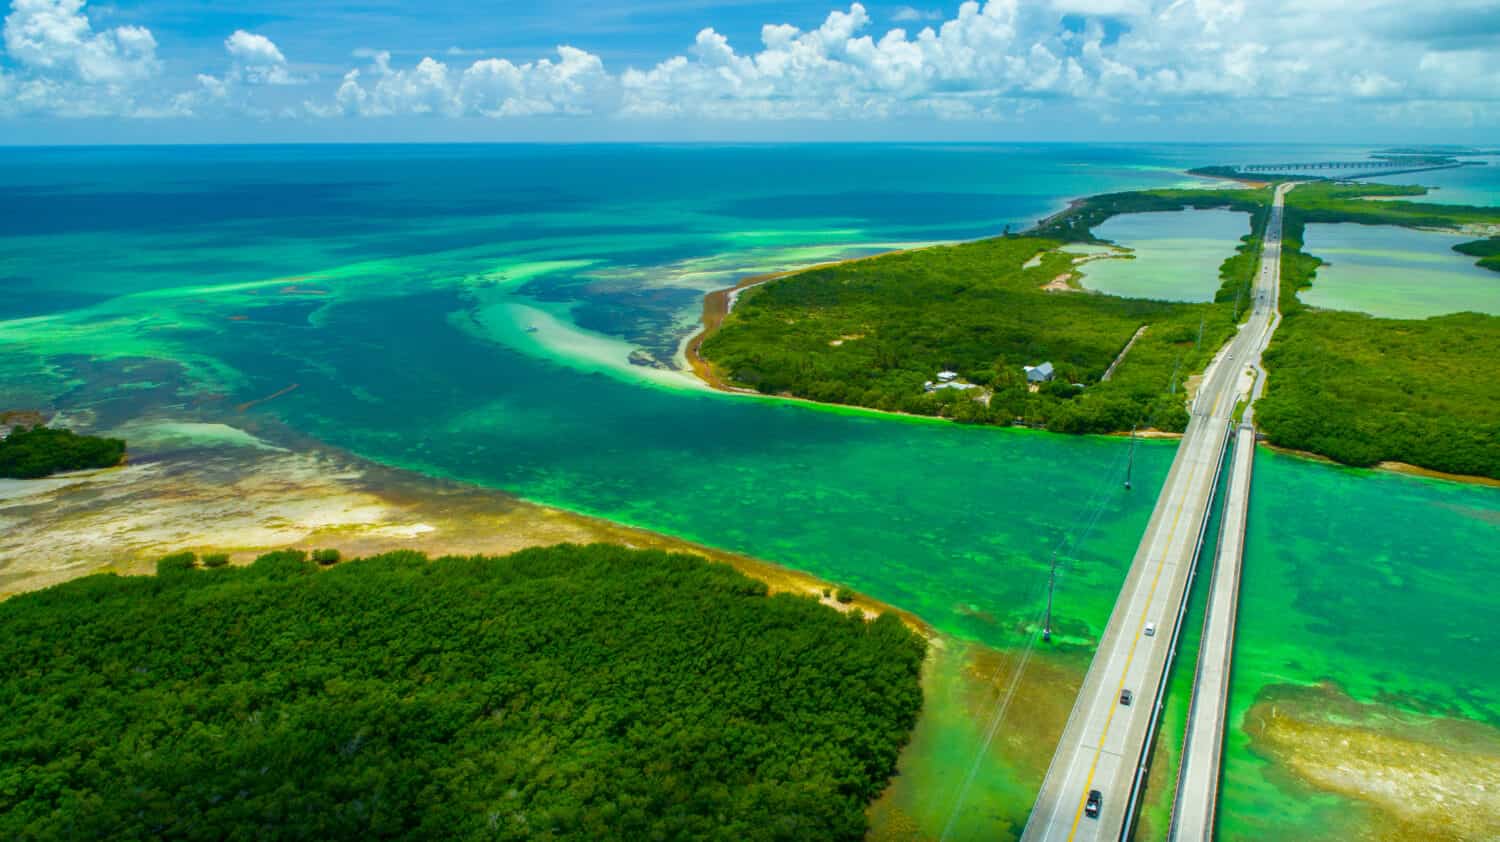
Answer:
937;441;1133;840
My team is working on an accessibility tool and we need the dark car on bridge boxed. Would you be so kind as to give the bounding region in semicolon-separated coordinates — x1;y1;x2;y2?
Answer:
1086;789;1102;818
1120;689;1134;706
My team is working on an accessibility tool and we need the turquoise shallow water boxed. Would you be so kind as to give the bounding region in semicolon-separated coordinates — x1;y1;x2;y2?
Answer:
1367;157;1500;207
2;144;1498;840
1219;449;1500;839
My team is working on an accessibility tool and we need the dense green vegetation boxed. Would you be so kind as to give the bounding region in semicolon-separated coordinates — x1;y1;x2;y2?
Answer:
1256;183;1500;477
0;425;125;478
701;177;1500;473
702;189;1269;434
1256;310;1500;477
0;544;925;841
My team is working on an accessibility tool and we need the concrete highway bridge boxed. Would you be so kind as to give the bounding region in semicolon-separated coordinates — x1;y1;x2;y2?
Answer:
1233;159;1478;179
1238;160;1422;171
1020;183;1292;842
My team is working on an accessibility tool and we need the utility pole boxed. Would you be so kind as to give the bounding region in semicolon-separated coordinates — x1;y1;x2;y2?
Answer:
1195;314;1205;350
1043;553;1057;643
1169;352;1183;395
1233;283;1244;322
1125;425;1136;490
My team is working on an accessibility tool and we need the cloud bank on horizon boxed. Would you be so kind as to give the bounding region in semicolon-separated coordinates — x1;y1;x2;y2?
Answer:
1;0;1497;135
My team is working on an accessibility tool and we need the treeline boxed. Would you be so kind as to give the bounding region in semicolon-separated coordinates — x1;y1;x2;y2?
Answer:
1256;183;1500;478
702;190;1270;434
0;544;926;841
0;425;125;478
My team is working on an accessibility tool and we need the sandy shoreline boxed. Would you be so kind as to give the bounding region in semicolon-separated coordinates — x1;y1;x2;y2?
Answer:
1259;442;1500;488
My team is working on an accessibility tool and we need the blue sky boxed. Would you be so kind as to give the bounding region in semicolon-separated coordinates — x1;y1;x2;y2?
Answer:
3;0;1499;144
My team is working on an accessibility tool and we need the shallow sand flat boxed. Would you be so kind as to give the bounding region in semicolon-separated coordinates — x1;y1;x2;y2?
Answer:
0;414;1064;841
0;416;896;618
1245;683;1500;841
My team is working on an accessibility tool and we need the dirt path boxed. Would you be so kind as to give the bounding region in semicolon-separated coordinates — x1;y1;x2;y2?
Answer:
1100;325;1149;382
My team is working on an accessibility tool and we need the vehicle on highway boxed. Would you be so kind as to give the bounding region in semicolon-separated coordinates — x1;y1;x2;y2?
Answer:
1086;789;1102;818
1120;689;1134;706
1144;622;1156;637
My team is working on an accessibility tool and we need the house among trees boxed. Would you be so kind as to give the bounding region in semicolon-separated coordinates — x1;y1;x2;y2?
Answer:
1025;362;1056;383
924;370;977;393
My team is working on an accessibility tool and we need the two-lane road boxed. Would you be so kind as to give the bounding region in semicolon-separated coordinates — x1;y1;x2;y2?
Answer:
1021;183;1291;842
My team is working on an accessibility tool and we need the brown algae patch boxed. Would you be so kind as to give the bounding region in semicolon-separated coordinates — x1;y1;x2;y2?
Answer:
1244;682;1500;841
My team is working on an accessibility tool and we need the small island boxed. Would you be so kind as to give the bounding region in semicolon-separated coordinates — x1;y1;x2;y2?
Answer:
0;423;126;479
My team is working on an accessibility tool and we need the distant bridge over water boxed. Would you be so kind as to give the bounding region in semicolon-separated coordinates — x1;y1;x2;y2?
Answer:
1238;160;1431;171
1223;157;1485;180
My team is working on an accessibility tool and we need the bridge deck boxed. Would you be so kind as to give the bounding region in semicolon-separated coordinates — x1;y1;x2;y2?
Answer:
1168;426;1254;841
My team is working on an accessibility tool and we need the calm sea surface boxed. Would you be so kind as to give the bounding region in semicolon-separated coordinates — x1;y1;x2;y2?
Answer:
1;144;1496;840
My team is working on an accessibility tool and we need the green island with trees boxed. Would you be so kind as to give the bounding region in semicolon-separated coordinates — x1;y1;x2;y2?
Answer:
699;180;1500;478
0;425;126;479
0;544;925;841
699;187;1270;434
1453;236;1500;272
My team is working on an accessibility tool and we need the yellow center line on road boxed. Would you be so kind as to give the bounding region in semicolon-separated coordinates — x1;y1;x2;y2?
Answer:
1065;427;1210;840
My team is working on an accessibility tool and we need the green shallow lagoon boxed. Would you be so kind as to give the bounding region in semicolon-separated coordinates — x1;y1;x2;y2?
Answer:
1080;208;1250;301
1300;223;1500;318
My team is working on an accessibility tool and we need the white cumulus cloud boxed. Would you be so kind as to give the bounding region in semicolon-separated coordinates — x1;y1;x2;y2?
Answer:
0;0;161;116
3;0;158;83
2;0;1498;130
892;6;943;22
332;45;614;118
225;29;298;85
